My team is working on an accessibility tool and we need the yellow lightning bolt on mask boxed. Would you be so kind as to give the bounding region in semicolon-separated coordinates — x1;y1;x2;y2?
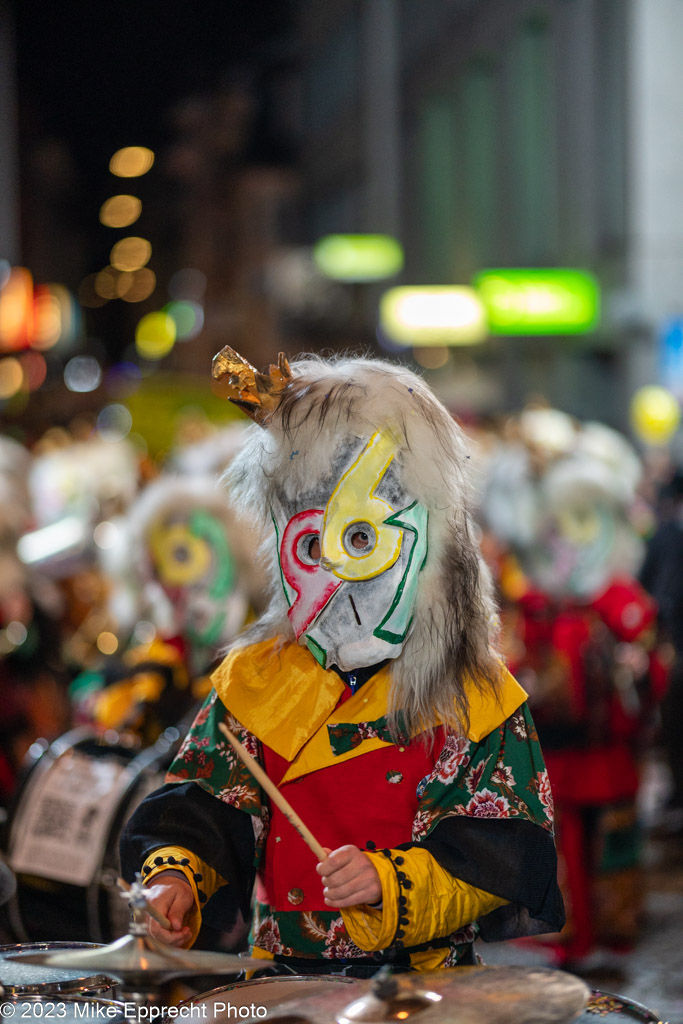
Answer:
320;426;403;581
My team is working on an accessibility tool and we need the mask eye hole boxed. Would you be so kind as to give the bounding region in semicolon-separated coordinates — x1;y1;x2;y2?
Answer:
297;532;321;565
343;522;376;557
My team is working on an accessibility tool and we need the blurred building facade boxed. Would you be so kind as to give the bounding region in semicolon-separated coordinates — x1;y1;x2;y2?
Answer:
293;0;683;431
0;0;20;266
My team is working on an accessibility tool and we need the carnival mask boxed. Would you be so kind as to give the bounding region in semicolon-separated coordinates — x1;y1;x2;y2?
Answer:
148;508;244;656
271;426;428;671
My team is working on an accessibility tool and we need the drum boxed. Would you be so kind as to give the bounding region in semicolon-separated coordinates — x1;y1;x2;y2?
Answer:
0;942;114;997
171;976;358;1020
574;989;665;1022
1;998;127;1023
3;726;182;944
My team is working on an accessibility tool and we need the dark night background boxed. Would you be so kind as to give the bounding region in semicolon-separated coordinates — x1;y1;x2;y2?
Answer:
12;1;295;182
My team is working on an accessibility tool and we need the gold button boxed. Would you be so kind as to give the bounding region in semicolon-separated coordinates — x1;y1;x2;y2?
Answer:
287;888;304;905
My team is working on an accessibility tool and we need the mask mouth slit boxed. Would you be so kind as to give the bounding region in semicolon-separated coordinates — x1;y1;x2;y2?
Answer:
348;594;362;625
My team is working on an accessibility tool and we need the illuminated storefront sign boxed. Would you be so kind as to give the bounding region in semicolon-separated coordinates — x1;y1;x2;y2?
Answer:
474;268;600;334
313;235;404;282
379;286;487;346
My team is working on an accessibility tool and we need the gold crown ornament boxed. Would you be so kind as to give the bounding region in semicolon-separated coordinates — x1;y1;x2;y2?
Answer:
212;346;292;426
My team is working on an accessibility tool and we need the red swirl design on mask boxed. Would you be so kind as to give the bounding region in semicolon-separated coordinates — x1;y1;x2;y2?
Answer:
280;508;342;637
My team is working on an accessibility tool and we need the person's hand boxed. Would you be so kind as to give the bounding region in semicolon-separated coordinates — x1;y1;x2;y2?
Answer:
143;874;196;946
316;845;382;908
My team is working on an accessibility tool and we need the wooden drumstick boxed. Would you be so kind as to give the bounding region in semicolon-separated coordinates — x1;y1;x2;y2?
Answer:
117;876;172;930
218;721;327;862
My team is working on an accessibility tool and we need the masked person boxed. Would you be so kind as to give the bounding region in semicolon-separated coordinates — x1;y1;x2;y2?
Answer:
120;349;564;975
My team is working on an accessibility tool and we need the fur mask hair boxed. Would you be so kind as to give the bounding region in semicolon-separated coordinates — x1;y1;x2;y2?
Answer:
224;353;503;739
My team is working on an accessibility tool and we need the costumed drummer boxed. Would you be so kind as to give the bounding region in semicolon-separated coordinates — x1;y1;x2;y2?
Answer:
120;349;564;975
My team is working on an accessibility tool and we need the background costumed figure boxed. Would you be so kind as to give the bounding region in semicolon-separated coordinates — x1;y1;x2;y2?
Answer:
72;429;267;746
121;350;564;974
479;408;669;966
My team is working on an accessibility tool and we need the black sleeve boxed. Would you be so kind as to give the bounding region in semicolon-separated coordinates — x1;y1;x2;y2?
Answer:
119;781;257;927
399;815;565;942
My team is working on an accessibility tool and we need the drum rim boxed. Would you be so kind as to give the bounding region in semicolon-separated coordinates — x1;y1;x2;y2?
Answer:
588;988;664;1023
174;973;357;1006
0;941;114;996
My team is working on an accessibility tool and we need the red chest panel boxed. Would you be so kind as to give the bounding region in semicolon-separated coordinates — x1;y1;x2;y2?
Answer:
260;741;437;912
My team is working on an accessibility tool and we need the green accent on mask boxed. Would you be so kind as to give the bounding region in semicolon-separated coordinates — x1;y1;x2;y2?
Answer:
305;634;327;668
271;510;294;608
373;502;428;645
189;509;236;599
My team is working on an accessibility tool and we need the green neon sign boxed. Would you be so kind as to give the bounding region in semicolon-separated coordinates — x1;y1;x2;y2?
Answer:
474;268;600;334
313;234;404;282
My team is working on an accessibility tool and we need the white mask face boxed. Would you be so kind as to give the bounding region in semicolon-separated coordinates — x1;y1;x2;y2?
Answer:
272;427;428;670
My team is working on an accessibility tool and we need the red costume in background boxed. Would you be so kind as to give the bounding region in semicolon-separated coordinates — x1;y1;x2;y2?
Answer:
505;576;668;962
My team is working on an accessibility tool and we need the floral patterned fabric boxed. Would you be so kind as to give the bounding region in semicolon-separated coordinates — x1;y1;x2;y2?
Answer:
166;686;556;965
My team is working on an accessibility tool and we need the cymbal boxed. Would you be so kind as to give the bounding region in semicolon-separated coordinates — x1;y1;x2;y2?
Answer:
5;934;264;980
244;965;590;1024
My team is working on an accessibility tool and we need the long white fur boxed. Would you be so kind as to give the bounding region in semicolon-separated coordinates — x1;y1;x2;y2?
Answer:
223;354;502;738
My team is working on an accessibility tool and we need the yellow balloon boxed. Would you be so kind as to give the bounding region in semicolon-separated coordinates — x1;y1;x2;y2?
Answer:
630;386;681;445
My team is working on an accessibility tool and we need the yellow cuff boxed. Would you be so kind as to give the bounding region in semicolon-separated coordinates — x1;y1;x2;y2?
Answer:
340;851;399;952
141;845;228;947
342;847;508;954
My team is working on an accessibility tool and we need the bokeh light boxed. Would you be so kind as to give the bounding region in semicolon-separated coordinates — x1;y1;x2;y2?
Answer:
96;403;133;441
169;268;206;301
95;266;121;300
93;521;121;550
97;631;119;655
135;312;176;360
31;284;80;351
105;361;143;399
110;237;152;272
31;285;62;349
413;347;450;370
630;386;681;445
19;351;47;392
64;355;103;393
109;146;155;178
380;286;488;346
0;357;24;398
119;267;156;303
313;234;404;282
474;268;600;335
99;194;142;228
164;300;204;340
0;267;33;352
78;274;108;309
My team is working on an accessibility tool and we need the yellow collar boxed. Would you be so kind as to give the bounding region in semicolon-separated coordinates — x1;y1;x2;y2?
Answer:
211;639;527;772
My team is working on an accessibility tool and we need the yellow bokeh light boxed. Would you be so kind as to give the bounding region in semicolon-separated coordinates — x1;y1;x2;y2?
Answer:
99;194;142;228
0;357;24;398
630;386;681;445
109;147;155;178
120;267;156;303
135;311;176;360
97;631;119;655
110;236;152;272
